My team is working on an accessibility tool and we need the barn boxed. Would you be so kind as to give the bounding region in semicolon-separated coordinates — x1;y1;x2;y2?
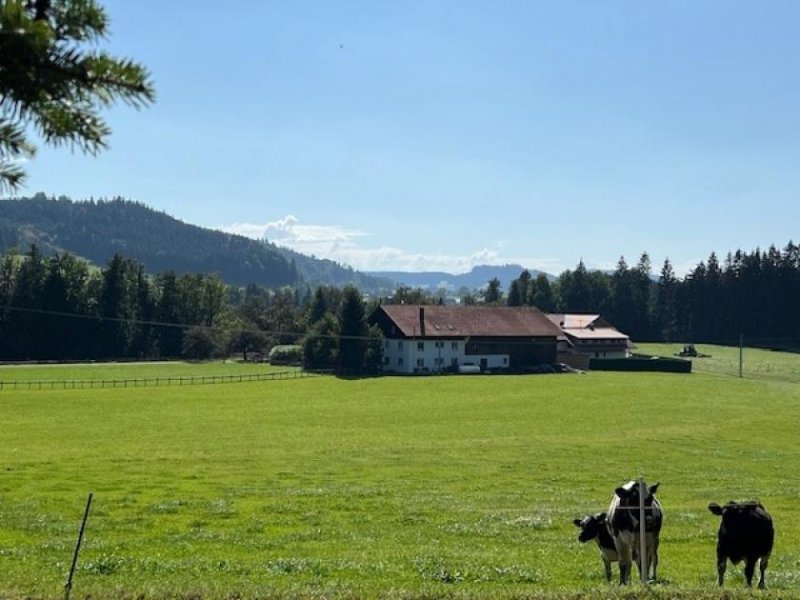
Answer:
369;304;561;374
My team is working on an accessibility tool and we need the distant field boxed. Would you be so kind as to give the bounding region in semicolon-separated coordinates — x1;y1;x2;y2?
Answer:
1;361;799;598
0;360;297;383
638;343;800;382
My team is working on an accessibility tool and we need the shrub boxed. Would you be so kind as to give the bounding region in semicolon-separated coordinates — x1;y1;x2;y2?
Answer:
268;345;303;365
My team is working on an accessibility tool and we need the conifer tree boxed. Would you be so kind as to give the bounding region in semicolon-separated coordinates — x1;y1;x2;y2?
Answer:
0;0;155;190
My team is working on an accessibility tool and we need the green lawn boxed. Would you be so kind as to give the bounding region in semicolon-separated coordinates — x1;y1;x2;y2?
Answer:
1;364;799;598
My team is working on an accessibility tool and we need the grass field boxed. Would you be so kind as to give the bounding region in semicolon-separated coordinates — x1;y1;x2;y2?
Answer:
1;353;799;598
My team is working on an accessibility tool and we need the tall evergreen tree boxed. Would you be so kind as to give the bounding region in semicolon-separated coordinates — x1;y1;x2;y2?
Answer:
518;269;532;305
7;245;46;358
483;278;502;304
506;279;523;306
338;285;369;372
655;258;678;342
530;273;556;312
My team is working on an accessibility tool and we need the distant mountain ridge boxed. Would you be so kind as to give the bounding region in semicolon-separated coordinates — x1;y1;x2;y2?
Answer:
368;264;553;293
0;194;394;291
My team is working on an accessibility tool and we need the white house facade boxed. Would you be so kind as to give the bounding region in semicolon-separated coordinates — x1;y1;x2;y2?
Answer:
380;337;512;374
370;305;560;375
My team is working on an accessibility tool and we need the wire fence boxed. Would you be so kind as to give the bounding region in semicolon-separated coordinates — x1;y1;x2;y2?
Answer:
0;369;315;391
637;340;800;384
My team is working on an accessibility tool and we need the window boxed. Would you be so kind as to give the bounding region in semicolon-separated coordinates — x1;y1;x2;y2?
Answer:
417;342;424;351
385;340;390;348
503;357;508;365
398;340;403;350
398;357;404;365
451;358;458;366
383;356;390;364
416;358;424;367
451;341;458;350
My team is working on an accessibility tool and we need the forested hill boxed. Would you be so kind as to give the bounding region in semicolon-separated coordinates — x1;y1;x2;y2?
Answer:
0;195;393;290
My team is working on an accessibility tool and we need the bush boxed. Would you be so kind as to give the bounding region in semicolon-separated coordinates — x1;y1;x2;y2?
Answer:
268;345;303;365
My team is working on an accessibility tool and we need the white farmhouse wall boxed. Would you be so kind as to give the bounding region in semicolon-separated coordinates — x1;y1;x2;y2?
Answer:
381;338;509;374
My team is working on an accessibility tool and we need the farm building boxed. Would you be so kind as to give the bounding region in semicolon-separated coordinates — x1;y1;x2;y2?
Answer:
369;304;560;374
546;313;631;367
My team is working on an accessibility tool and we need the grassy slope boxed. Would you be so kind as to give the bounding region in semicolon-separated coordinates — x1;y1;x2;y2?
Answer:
1;366;799;598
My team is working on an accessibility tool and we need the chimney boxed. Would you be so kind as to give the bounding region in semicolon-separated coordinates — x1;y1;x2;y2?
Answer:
419;307;426;337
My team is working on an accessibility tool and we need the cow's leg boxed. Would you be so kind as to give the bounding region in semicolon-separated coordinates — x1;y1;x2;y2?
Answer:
758;556;769;590
618;545;633;585
716;550;726;586
602;557;612;582
744;557;756;587
633;549;644;582
650;538;660;581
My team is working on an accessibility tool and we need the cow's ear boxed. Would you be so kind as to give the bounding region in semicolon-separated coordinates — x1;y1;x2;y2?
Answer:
708;502;723;516
573;519;582;528
615;486;627;498
597;513;607;524
649;482;660;494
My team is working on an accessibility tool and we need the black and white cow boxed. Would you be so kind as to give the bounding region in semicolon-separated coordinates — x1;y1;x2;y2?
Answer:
708;500;774;589
607;480;663;584
573;512;618;582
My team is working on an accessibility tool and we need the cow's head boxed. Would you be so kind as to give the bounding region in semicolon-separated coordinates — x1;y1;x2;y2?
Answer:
708;500;766;526
615;480;660;509
573;512;607;543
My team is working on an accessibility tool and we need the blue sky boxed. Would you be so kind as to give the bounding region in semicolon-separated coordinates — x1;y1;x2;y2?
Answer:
18;1;800;276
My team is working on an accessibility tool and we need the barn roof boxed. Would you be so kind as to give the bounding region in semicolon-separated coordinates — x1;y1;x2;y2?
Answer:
372;304;561;338
546;313;629;341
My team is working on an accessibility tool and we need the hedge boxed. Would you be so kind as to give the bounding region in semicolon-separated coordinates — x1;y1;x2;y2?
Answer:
589;355;692;373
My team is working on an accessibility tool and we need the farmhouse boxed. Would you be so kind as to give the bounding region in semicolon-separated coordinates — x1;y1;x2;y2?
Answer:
546;313;631;364
369;304;560;374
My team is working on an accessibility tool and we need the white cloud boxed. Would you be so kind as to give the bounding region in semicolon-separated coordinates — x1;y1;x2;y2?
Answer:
218;216;566;274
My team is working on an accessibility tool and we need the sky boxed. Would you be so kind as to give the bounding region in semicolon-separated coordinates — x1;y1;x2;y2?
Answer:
16;1;800;277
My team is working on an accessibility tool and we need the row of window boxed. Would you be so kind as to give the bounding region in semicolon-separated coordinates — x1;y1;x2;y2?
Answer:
383;356;510;369
384;340;460;351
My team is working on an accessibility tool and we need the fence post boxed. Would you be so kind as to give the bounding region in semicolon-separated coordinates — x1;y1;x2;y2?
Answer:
739;334;744;378
638;478;648;584
64;492;93;600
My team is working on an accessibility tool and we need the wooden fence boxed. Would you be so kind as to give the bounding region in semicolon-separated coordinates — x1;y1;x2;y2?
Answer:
0;369;314;391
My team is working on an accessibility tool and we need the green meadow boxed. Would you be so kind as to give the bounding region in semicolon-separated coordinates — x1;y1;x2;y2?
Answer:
1;354;799;598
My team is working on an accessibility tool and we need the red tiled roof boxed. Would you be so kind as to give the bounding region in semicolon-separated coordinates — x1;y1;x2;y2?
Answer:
374;304;561;338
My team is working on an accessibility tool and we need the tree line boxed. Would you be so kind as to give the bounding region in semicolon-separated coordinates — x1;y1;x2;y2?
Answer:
0;246;384;372
2;241;799;368
498;243;800;347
